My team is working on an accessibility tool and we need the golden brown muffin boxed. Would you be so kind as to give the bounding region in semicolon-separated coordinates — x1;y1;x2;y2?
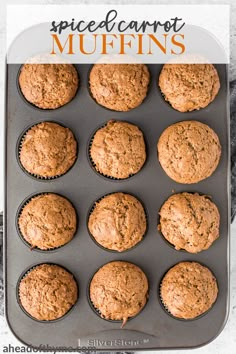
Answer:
88;193;146;252
89;64;150;111
90;120;146;179
160;262;218;319
18;193;77;250
158;193;220;253
19;264;78;321
19;63;79;109
90;261;148;326
159;64;220;112
19;122;77;178
157;121;221;184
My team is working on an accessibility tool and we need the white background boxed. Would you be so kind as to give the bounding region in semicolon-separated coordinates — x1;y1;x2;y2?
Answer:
0;1;236;354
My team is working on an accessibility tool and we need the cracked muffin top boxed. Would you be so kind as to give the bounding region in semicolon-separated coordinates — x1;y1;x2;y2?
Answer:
18;193;77;250
90;120;146;179
19;122;77;178
157;120;221;184
89;64;150;111
158;193;220;253
90;261;148;326
19;63;79;109
88;193;146;252
160;262;218;319
19;264;78;321
159;63;220;112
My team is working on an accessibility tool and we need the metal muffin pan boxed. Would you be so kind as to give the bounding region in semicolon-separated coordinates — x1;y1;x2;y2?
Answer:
5;63;230;351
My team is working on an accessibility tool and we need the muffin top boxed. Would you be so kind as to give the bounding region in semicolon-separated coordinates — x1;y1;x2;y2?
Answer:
160;262;218;319
159;63;220;112
157;120;221;184
19;63;79;109
90;261;148;326
88;193;146;252
159;193;220;253
19;264;78;321
19;122;77;178
18;193;77;250
89;64;150;111
90;120;146;179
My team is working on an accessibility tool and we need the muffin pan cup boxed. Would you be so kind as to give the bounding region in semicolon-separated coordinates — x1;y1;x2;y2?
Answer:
157;192;220;254
158;261;218;321
16;191;78;253
16;262;79;323
17;120;79;181
5;63;230;351
87;64;152;113
87;120;148;181
17;64;80;111
87;191;148;253
87;260;149;327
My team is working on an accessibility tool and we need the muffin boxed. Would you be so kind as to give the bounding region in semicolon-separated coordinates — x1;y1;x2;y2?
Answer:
88;193;146;252
19;264;78;321
18;193;77;250
19;63;79;109
157;121;221;184
158;193;220;253
19;122;77;178
159;63;220;112
90;261;148;326
89;64;150;111
160;262;218;319
90;120;146;179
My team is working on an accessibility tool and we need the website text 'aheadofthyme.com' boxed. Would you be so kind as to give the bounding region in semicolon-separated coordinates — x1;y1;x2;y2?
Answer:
1;344;96;353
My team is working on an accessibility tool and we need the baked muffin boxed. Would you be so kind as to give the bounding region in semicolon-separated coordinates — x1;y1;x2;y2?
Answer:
19;264;78;321
159;63;220;112
160;262;218;319
90;261;148;326
18;193;77;250
157;121;221;184
158;193;220;253
88;193;146;252
90;120;146;179
89;64;150;111
19;122;77;178
19;63;78;109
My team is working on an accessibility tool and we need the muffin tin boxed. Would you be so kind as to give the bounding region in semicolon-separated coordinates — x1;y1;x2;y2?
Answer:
5;63;229;351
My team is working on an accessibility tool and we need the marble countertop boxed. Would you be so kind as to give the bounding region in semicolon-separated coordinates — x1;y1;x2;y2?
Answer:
0;0;236;353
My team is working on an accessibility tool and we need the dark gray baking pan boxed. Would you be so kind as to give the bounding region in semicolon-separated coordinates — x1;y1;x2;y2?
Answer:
4;62;230;351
